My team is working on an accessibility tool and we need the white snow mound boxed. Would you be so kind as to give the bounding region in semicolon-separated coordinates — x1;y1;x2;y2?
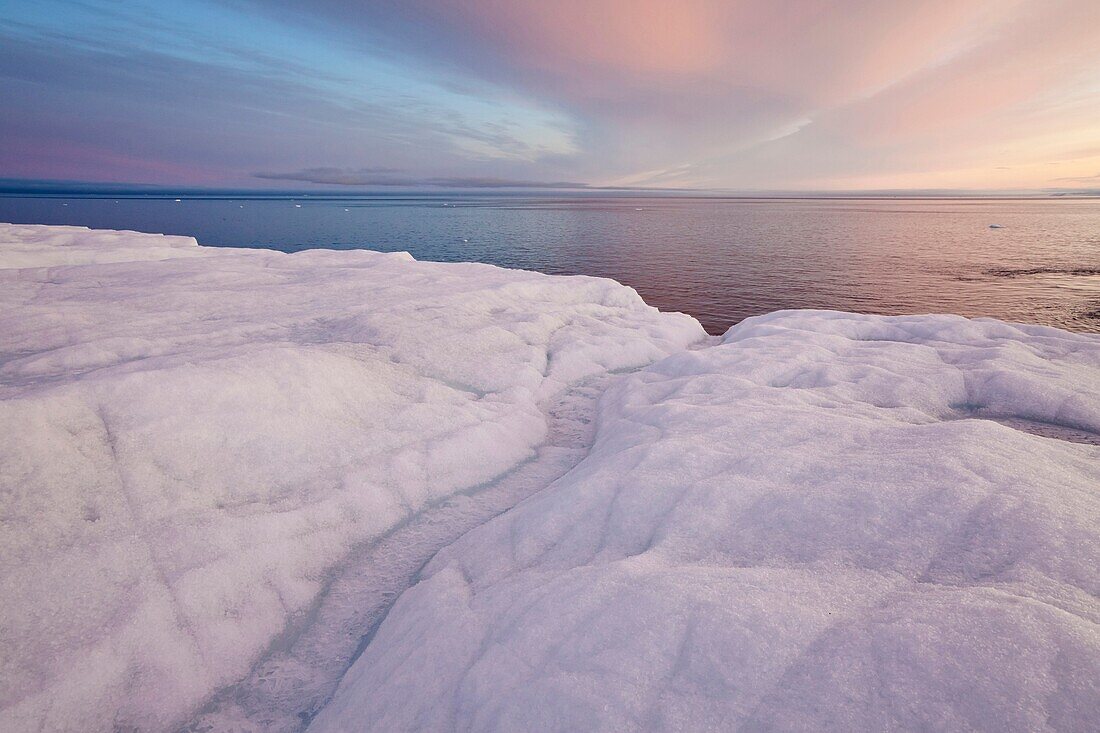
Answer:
313;310;1100;733
0;224;703;732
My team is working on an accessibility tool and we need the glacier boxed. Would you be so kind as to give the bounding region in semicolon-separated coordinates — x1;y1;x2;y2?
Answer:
1;224;1098;732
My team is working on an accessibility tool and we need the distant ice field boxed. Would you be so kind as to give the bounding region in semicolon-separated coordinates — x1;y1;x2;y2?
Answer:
1;224;1098;732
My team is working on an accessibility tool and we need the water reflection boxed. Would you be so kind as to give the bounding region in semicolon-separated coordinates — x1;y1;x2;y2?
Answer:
1;195;1097;334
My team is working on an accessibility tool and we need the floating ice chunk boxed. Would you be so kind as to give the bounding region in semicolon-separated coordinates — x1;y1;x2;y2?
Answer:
0;223;703;733
314;310;1100;733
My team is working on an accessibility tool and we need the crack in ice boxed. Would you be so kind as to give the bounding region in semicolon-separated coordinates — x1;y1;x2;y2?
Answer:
181;375;617;733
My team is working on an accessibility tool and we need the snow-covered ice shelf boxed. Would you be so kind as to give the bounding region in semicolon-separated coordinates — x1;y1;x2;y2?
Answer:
2;224;1098;732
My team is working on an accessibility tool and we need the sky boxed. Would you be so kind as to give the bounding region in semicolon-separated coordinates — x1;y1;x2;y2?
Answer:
1;0;1099;192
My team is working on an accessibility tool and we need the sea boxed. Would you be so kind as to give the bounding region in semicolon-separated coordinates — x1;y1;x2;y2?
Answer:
2;193;1098;335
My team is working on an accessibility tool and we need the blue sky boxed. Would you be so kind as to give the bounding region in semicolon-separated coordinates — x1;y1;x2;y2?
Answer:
1;0;579;187
2;0;1099;190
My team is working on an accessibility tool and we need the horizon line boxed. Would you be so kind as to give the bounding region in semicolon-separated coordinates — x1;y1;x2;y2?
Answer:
1;177;1099;199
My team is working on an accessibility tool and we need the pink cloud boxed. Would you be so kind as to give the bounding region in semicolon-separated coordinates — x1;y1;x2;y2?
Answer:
240;0;1100;187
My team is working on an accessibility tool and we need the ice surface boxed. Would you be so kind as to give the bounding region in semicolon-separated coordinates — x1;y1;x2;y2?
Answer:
184;377;614;732
313;310;1100;732
0;224;703;732
4;224;1099;732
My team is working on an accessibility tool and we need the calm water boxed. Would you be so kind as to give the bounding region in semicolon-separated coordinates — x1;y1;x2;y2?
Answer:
2;194;1099;335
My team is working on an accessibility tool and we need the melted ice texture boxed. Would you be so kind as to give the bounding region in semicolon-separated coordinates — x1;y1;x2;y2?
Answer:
2;224;1099;732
